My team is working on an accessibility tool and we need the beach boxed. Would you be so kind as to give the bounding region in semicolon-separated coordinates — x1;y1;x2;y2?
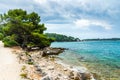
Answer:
0;41;22;80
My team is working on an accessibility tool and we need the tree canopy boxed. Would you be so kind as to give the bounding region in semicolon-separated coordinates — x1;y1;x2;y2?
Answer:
45;33;80;42
0;9;54;49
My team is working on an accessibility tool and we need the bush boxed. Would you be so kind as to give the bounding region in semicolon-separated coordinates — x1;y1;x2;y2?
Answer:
20;73;27;78
21;65;26;71
0;33;4;40
2;36;19;47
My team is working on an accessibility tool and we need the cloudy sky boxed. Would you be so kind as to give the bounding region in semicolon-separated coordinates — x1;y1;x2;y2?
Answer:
0;0;120;39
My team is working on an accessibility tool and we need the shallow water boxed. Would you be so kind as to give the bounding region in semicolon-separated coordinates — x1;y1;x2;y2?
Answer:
51;41;120;80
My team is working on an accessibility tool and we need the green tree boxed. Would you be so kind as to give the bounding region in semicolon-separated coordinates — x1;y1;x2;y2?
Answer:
1;9;53;49
45;33;80;42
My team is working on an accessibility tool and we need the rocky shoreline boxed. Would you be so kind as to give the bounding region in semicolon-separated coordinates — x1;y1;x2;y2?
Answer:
12;47;95;80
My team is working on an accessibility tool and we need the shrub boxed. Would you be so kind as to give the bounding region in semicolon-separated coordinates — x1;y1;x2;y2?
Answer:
0;33;4;40
27;61;34;65
20;73;27;78
2;36;19;47
21;65;26;71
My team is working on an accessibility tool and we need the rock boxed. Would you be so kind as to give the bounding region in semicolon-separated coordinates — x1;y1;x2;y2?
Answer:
64;76;69;79
69;66;73;69
68;71;74;79
42;72;47;76
43;47;66;56
80;73;91;80
54;77;60;80
39;51;46;57
58;73;62;77
64;68;67;71
36;67;42;72
41;76;52;80
48;66;54;70
73;71;82;80
41;64;46;67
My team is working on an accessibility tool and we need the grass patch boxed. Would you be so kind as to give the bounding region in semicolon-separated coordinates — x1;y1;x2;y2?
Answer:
20;73;27;78
21;65;26;71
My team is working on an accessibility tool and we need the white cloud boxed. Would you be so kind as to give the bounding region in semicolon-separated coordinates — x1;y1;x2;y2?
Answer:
33;0;47;4
74;19;112;30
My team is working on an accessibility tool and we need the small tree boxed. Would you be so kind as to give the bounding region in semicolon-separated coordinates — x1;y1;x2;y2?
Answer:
1;9;53;49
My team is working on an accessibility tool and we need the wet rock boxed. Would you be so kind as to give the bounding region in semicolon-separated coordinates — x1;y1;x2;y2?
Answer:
80;73;91;80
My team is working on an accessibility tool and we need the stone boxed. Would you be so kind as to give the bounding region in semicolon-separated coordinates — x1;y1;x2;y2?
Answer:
58;73;62;77
73;72;81;80
43;47;66;56
41;76;52;80
80;73;91;80
64;68;67;71
41;64;46;67
40;51;46;57
64;76;69;79
68;71;74;79
54;77;60;80
48;66;54;70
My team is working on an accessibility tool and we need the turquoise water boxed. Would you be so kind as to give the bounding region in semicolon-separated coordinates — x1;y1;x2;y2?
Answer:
51;41;120;80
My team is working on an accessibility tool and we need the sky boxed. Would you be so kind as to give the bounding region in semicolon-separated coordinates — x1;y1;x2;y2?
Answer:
0;0;120;39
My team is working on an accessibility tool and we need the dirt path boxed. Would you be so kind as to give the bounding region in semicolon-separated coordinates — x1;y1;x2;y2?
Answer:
0;41;22;80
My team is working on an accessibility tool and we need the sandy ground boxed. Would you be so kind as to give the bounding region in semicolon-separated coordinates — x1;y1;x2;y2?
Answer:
0;41;22;80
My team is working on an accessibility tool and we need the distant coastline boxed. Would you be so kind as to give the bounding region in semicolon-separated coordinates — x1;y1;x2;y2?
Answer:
81;38;120;41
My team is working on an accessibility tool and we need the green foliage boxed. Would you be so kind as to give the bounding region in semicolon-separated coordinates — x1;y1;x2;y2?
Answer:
20;73;27;78
0;9;53;49
27;61;34;65
2;36;19;47
0;33;4;40
45;33;80;42
21;65;26;71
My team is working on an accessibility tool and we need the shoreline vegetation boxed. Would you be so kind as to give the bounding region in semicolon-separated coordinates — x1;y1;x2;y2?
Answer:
45;33;80;42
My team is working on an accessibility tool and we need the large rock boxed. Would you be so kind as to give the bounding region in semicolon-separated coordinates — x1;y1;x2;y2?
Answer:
43;47;66;56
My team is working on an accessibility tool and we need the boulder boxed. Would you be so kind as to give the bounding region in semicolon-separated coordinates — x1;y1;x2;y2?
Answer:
43;47;66;56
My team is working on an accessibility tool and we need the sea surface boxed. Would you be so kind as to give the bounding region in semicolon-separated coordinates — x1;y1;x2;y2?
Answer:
51;41;120;80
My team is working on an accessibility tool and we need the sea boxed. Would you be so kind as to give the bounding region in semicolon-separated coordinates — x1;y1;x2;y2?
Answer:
51;41;120;80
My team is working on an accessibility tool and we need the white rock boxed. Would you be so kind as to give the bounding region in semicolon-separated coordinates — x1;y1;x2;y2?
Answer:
48;66;54;70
